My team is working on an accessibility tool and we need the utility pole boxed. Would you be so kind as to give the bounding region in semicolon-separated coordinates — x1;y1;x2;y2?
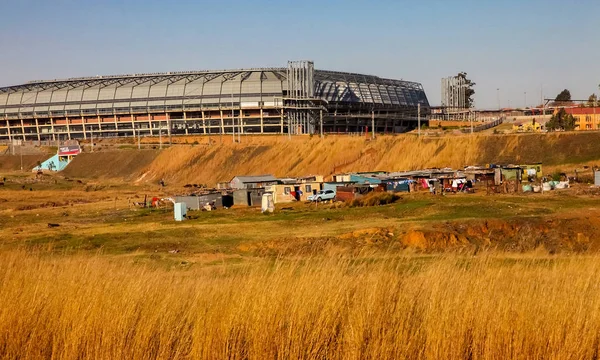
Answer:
541;85;545;119
497;88;500;110
137;126;141;150
159;120;162;149
417;103;421;138
371;109;375;140
90;126;94;153
320;109;324;139
524;92;527;109
19;143;23;171
470;111;474;134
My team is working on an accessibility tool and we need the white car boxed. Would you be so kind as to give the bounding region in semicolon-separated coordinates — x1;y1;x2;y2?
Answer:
307;189;336;202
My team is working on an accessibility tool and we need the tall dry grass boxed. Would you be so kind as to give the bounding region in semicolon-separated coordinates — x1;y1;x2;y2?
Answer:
1;251;600;359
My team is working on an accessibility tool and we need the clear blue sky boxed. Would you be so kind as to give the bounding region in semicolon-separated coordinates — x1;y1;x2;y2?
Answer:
0;0;598;108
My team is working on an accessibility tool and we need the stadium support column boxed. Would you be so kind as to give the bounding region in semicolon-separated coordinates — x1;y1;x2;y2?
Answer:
35;118;40;142
82;116;87;140
6;119;11;143
166;113;172;144
320;109;323;138
333;113;337;133
260;108;264;134
219;110;225;134
184;111;189;135
111;114;117;137
50;117;55;141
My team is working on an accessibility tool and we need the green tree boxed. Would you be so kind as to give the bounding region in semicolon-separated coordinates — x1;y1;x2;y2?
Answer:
455;72;476;108
546;108;576;131
554;89;571;103
587;94;598;107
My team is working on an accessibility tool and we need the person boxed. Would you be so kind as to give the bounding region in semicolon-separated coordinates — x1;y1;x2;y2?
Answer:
429;180;436;195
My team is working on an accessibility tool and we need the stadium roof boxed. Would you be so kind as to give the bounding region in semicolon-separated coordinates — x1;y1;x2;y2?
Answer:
0;68;423;94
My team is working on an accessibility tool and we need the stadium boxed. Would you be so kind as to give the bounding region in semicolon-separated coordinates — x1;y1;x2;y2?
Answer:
0;61;430;142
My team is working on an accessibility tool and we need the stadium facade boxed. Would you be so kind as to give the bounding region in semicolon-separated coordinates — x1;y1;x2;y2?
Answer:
0;61;430;142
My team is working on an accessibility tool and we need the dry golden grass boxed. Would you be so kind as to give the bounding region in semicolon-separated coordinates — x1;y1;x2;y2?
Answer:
57;132;600;186
2;250;600;359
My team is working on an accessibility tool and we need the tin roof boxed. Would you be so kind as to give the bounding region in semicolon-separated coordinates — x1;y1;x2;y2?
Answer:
233;175;278;183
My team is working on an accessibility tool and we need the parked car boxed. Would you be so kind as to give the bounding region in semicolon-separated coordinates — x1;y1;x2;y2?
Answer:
307;189;336;202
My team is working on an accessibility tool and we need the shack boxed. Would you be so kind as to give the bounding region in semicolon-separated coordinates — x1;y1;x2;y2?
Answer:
379;178;412;192
229;175;278;190
323;182;356;193
174;192;234;210
333;172;387;183
336;184;385;202
520;163;543;181
233;188;266;207
265;181;323;203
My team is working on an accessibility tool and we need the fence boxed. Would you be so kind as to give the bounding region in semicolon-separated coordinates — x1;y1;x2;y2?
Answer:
461;118;504;134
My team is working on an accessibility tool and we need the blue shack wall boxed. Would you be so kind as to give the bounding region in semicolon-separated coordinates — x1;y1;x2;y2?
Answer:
383;180;411;192
349;175;381;184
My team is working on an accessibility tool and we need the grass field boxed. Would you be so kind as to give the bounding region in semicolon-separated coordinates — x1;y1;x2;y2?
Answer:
3;250;600;359
3;172;600;358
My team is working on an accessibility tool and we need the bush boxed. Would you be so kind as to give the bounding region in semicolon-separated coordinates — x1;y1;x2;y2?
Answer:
349;192;401;207
551;171;563;182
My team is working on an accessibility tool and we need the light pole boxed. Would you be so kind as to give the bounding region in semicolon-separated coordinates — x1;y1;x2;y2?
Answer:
417;103;421;138
524;92;527;109
496;88;500;110
90;125;94;152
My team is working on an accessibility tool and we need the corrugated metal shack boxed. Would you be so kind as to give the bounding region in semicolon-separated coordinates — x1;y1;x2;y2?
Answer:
323;182;356;193
380;178;412;192
230;175;278;190
336;184;385;202
174;192;234;210
233;188;266;207
333;172;387;183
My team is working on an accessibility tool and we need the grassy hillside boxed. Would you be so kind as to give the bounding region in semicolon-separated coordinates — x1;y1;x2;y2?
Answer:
62;133;600;185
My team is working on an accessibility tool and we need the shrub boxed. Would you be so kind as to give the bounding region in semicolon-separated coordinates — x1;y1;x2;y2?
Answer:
349;192;401;207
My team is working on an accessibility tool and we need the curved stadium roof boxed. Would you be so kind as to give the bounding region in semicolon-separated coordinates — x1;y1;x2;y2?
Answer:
0;67;429;116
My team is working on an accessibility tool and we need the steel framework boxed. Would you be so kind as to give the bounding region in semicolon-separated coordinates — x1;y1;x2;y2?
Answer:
0;62;430;142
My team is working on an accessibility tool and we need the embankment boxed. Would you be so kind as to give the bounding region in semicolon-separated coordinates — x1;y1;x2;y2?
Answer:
0;155;51;172
62;150;159;180
63;132;600;185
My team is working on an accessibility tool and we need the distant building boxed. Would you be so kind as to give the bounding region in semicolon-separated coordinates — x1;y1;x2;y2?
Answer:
512;118;546;132
441;76;468;109
564;107;600;131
